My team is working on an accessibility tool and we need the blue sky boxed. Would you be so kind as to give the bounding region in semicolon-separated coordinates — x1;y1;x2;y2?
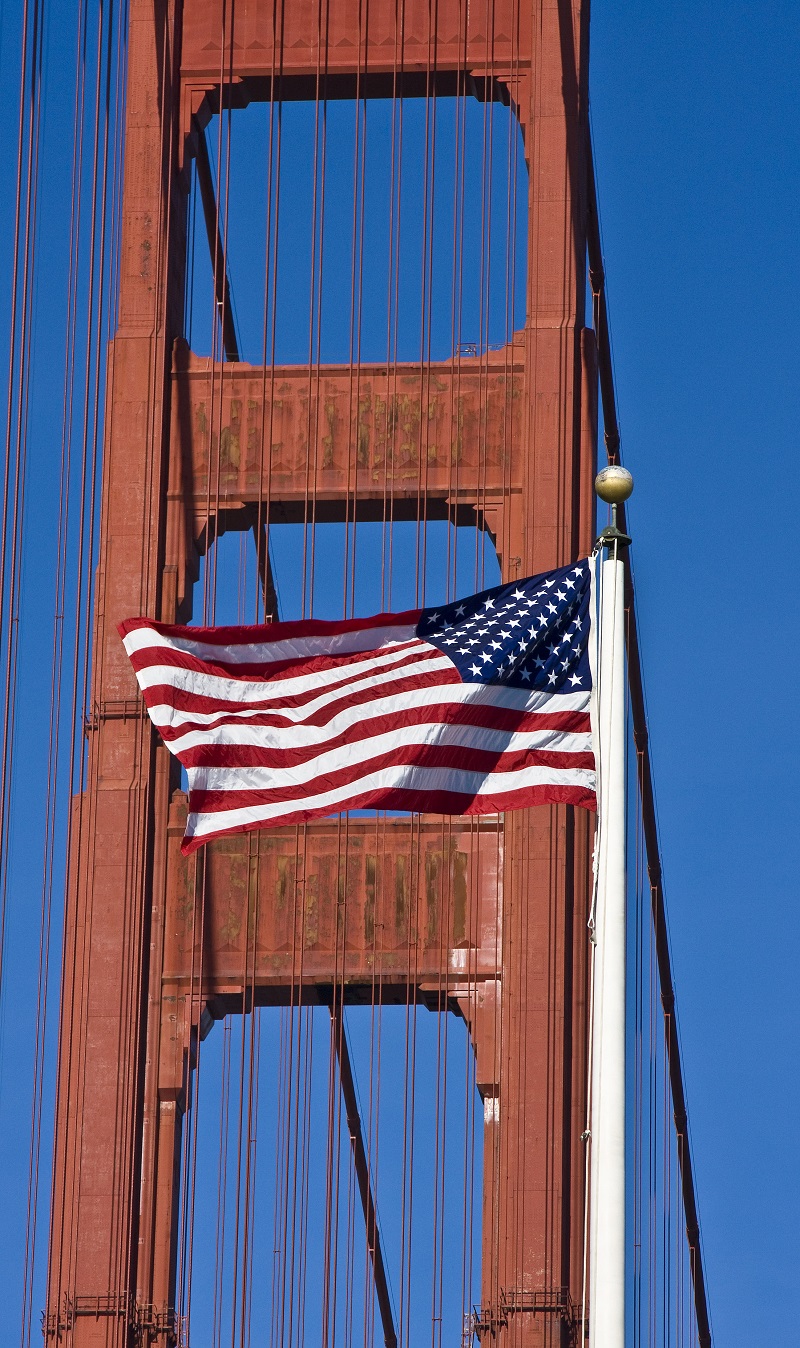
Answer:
591;2;800;1340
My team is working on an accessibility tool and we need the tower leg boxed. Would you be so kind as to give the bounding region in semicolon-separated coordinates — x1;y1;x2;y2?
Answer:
46;0;186;1339
479;2;594;1341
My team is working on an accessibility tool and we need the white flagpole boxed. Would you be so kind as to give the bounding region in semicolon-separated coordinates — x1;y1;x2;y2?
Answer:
589;465;632;1348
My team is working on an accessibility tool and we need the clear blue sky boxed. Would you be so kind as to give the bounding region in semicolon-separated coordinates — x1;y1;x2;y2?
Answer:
591;2;800;1341
1;2;799;1344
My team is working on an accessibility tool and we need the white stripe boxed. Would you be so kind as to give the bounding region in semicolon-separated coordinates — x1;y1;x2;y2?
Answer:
139;652;452;731
132;638;441;707
186;724;593;794
151;682;591;752
187;762;596;838
122;621;418;664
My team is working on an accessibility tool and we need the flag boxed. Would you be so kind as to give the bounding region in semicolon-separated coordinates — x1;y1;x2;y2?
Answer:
119;558;597;853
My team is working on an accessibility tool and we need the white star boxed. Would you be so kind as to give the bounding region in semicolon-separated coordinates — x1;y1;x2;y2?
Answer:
469;664;481;676
556;589;567;602
569;674;583;687
521;667;532;682
571;566;584;577
561;658;570;670
480;651;492;662
513;588;525;599
561;630;574;644
458;647;469;655
565;577;575;590
509;618;521;628
490;640;503;651
537;614;548;628
547;602;557;615
456;604;466;617
499;629;511;639
544;579;555;588
427;612;440;624
535;656;546;668
484;598;495;610
443;638;457;645
548;670;557;685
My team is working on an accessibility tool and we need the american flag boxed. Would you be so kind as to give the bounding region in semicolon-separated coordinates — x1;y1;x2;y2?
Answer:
120;558;597;853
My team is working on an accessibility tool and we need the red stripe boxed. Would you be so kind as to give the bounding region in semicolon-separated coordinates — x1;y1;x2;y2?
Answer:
119;606;422;645
177;705;592;768
157;702;590;743
159;706;590;749
127;636;425;682
141;660;460;722
188;744;595;811
182;784;596;853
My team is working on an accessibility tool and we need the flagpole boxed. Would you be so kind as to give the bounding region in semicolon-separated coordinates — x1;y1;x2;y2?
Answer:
589;464;633;1348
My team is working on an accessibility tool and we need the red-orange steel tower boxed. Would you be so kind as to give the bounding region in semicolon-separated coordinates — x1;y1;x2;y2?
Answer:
46;1;597;1344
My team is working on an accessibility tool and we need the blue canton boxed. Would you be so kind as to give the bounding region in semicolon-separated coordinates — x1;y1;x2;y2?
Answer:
416;561;592;693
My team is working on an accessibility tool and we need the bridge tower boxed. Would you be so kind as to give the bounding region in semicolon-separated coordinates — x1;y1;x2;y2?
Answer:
46;1;597;1344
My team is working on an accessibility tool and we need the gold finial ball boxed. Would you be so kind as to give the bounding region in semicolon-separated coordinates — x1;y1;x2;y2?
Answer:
595;464;634;505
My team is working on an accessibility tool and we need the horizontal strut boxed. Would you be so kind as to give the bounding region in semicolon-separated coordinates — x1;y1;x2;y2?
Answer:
43;1293;185;1345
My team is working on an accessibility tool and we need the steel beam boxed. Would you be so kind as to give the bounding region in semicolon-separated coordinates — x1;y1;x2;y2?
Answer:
329;1000;398;1348
193;126;239;362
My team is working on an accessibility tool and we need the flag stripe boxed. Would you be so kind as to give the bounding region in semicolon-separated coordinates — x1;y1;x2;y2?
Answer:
167;704;591;759
183;782;594;849
136;658;589;729
186;735;594;790
120;614;419;663
184;764;596;845
133;644;450;711
137;665;461;729
148;700;590;747
126;635;425;683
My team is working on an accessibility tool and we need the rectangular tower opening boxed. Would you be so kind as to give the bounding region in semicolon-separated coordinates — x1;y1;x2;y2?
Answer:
194;518;502;627
186;95;528;365
184;1002;485;1348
